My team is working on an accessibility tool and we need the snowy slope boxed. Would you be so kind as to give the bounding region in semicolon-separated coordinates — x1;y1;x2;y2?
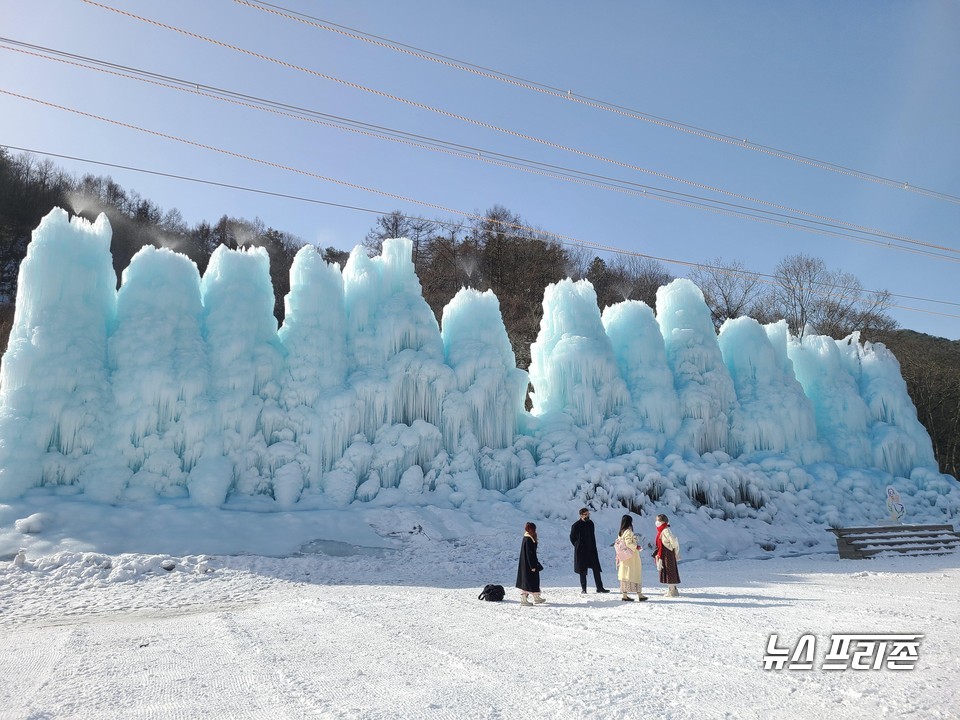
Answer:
2;509;958;720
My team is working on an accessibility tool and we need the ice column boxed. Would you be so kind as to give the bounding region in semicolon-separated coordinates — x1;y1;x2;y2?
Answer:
602;299;681;452
278;245;356;491
788;332;871;468
838;334;938;476
192;245;285;505
718;317;820;461
441;288;527;451
0;209;117;499
108;246;209;500
440;288;528;490
340;238;452;491
656;279;737;455
528;279;630;427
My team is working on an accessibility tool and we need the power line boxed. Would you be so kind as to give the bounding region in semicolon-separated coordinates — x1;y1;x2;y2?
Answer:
0;143;395;219
235;0;960;207
5;39;957;264
2;141;957;319
0;89;960;272
76;1;960;258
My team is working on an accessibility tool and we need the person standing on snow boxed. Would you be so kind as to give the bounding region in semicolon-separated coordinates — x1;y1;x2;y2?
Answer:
615;514;647;602
569;508;610;594
654;514;681;597
516;522;546;606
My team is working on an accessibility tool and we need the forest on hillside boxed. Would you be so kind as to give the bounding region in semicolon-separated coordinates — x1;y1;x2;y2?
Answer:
1;148;956;476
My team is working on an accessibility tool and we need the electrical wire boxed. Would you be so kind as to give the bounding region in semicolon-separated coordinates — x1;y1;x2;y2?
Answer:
75;1;960;258
0;88;859;267
2;140;957;320
4;38;957;263
235;0;960;206
0;143;395;218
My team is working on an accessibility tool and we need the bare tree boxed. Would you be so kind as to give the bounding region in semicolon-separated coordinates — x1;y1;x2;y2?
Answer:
578;253;675;311
769;253;896;337
161;208;189;236
688;257;763;330
418;219;467;318
407;216;436;268
476;205;527;291
610;254;673;308
363;210;411;255
564;242;592;281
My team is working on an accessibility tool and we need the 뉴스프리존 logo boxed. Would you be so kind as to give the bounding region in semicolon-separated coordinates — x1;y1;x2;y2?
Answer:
763;633;922;671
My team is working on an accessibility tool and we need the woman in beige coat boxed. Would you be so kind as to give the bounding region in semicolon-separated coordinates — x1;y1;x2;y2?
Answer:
615;514;647;602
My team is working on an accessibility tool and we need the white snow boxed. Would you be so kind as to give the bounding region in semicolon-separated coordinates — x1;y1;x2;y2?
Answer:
1;501;958;719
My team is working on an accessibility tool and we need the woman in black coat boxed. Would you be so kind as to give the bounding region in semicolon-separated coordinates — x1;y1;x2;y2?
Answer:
516;522;545;605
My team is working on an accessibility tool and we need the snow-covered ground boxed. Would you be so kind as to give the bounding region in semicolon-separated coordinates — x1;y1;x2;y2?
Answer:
3;501;958;719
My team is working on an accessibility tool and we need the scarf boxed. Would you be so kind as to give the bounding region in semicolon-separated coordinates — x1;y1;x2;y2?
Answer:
655;522;669;558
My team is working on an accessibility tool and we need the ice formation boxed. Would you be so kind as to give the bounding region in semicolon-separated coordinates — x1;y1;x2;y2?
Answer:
602;300;681;453
440;287;528;491
718;317;822;463
528;279;630;427
839;334;939;478
656;279;738;456
0;209;116;499
0;209;956;535
105;245;208;502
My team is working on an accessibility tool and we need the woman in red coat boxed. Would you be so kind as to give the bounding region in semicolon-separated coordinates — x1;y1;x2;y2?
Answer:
516;522;545;606
654;514;681;597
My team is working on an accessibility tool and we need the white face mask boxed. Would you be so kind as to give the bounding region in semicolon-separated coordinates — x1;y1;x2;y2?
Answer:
656;520;666;527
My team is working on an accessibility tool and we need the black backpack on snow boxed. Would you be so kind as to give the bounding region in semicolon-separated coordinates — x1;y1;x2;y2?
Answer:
478;584;505;601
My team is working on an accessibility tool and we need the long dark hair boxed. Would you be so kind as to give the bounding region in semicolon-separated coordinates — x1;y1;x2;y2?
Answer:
618;514;634;537
524;521;538;542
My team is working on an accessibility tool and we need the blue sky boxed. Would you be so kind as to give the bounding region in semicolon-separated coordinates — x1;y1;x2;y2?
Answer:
1;1;958;339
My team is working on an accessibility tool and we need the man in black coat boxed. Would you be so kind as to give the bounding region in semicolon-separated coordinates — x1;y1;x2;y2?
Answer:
570;508;609;593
